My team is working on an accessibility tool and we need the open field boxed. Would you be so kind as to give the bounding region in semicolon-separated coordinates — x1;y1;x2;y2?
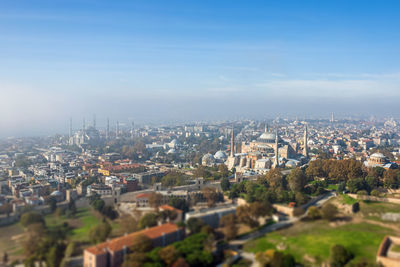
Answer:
244;218;396;265
0;207;120;262
0;222;25;262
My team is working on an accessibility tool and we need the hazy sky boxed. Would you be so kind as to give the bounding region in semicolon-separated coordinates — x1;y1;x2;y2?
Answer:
1;0;400;136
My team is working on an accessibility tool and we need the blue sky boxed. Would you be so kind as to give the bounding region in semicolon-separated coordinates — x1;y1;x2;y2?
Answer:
1;0;400;135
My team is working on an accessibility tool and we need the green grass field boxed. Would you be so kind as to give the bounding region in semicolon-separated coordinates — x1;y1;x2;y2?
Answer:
244;220;393;265
339;194;358;205
45;207;120;242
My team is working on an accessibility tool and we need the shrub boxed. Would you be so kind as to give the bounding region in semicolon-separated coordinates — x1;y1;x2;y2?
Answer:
307;206;321;220
357;190;368;196
330;244;353;267
321;203;338;221
352;202;360;213
370;189;381;197
20;212;45;227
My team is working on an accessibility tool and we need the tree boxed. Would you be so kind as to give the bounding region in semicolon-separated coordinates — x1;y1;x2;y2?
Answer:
123;252;147;267
47;197;57;213
131;234;153;253
20;212;45;228
346;178;366;193
89;221;111;244
287;168;307;192
169;198;189;213
3;252;8;264
384;169;399;189
149;192;163;209
218;164;229;178
0;203;13;217
23;223;46;256
321;203;338;221
307;206;321;220
67;199;77;217
295;192;309;206
220;177;231;191
330;244;353;267
91;199;105;212
186;218;206;234
138;213;158;229
201;187;220;208
64;241;76;258
265;168;284;189
46;244;65;267
158;245;179;266
219;214;238;240
119;215;138;234
172;258;190;267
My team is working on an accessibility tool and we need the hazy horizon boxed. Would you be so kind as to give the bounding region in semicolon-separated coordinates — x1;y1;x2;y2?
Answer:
2;0;400;136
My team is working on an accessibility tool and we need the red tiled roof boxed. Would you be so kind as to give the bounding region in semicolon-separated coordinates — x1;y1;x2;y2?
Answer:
85;223;180;255
160;204;182;213
136;193;152;199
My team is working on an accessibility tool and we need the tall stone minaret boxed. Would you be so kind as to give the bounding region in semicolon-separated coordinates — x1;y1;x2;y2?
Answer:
82;118;86;141
69;118;72;139
303;124;309;158
230;126;235;157
130;121;134;139
274;129;279;168
106;118;110;140
116;121;119;139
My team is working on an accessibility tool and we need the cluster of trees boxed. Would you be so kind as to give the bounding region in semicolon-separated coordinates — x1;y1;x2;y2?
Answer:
255;249;296;267
160;171;188;187
138;211;178;229
122;233;214;267
193;164;230;181
306;159;364;182
89;193;118;220
20;211;74;267
229;168;311;206
89;220;112;244
306;203;338;221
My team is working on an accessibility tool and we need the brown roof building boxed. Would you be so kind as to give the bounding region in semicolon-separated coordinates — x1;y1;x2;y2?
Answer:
84;223;184;267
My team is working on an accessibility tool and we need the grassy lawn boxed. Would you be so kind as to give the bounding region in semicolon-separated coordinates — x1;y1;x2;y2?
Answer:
244;220;393;265
0;222;25;261
45;207;116;242
391;244;400;253
339;194;358;205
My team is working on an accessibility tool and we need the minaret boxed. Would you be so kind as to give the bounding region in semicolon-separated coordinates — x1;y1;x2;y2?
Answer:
69;118;72;139
116;121;119;139
82;118;86;141
303;124;309;158
93;114;96;130
130;121;134;139
106;118;110;140
274;129;279;168
264;123;268;133
230;126;235;157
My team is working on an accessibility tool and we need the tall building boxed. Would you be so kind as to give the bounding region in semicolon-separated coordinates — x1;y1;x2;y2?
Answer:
230;126;234;157
303;124;309;158
116;121;119;139
273;129;279;168
106;118;110;140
